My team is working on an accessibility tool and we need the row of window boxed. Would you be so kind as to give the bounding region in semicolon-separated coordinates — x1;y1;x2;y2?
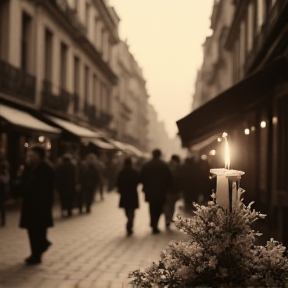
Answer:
233;0;278;82
20;10;110;114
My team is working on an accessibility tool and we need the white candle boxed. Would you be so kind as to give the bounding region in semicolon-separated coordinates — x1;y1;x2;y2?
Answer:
210;168;229;210
210;133;245;210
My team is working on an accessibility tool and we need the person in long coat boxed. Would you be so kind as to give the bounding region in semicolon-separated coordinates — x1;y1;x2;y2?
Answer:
79;153;100;213
117;157;141;236
55;153;78;217
141;149;173;234
19;144;54;265
164;155;182;228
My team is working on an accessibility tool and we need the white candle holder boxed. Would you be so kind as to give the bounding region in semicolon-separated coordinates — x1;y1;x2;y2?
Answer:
210;169;244;211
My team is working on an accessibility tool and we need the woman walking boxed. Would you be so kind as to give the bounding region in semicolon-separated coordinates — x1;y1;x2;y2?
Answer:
117;157;141;236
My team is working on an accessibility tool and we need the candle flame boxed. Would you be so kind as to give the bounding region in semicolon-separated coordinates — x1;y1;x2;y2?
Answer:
223;132;230;169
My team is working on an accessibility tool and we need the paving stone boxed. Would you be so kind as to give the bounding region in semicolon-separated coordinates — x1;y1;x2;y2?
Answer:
0;192;188;288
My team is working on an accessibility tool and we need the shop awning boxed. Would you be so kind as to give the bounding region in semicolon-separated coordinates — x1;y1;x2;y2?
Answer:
108;139;144;157
0;104;61;134
124;144;144;157
177;55;288;147
44;115;100;138
90;138;115;150
109;140;127;151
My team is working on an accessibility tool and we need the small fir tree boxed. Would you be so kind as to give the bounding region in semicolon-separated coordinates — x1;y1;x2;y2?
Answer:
129;191;288;288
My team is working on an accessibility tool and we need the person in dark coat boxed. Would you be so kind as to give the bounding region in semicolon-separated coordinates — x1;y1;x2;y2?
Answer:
117;157;141;236
141;149;173;234
181;156;199;211
79;153;100;214
19;144;54;265
55;153;78;217
0;160;10;227
164;155;181;228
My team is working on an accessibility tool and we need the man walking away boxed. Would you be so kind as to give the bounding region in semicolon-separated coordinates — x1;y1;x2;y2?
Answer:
79;153;100;214
55;153;78;217
164;155;181;228
141;149;173;234
117;157;141;236
19;144;54;265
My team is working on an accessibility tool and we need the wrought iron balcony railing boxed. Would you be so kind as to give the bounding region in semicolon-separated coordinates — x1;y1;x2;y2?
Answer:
48;0;87;37
42;80;71;114
0;60;36;102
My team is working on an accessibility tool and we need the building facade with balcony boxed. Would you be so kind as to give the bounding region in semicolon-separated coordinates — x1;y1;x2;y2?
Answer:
178;0;288;245
111;40;149;152
0;0;120;168
192;0;235;111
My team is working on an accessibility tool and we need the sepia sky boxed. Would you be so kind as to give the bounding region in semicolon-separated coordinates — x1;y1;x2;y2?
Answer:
109;0;214;138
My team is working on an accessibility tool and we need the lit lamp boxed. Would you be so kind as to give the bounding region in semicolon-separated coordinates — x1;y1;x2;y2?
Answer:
210;133;244;211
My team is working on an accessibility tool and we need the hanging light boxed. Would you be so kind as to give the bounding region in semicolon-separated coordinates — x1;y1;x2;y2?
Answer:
201;155;207;160
217;137;222;142
209;150;216;156
244;128;250;135
24;142;29;148
38;136;45;143
260;121;266;128
251;126;256;132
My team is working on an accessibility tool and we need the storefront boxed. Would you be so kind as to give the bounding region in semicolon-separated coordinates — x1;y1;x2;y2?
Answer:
177;55;288;244
0;104;61;173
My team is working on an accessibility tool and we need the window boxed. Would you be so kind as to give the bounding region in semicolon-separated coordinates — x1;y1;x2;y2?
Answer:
21;12;32;72
85;3;90;31
247;1;254;53
44;29;53;81
84;66;89;104
257;0;265;32
73;56;79;94
101;28;105;54
93;74;97;107
60;42;67;89
74;0;78;11
94;17;98;46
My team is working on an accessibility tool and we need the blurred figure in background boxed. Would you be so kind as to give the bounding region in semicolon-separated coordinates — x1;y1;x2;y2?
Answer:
117;157;141;236
164;155;181;228
0;160;10;227
181;156;199;211
141;149;173;234
79;153;100;214
197;158;212;204
19;144;54;265
55;153;78;217
107;155;121;192
95;156;106;201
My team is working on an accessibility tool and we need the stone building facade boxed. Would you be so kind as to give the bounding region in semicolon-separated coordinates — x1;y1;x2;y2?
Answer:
111;40;149;151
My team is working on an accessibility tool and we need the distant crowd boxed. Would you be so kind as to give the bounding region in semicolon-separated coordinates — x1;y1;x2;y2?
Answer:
0;144;212;265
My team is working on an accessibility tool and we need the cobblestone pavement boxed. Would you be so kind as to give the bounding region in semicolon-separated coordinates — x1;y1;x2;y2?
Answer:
0;192;189;288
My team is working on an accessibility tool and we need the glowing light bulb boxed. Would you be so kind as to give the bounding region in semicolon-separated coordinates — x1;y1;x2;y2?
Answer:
260;121;266;128
244;128;250;135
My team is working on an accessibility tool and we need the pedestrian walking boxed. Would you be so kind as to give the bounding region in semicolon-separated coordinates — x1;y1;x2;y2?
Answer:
141;149;173;234
55;153;78;217
79;153;100;213
95;156;106;201
0;160;10;227
117;157;141;236
19;144;54;265
164;155;181;228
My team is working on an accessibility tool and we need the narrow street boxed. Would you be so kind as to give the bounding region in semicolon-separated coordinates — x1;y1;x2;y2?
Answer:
0;192;188;288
